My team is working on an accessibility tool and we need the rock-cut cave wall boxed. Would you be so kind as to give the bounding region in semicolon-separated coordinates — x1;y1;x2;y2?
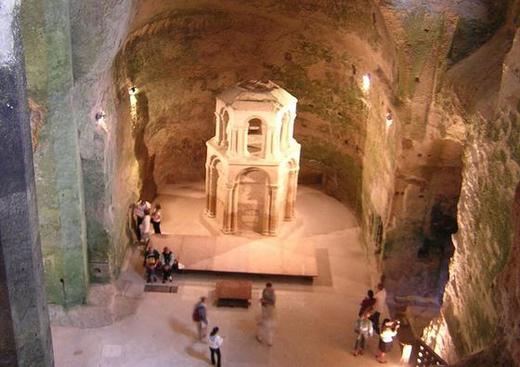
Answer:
113;0;398;210
15;0;520;364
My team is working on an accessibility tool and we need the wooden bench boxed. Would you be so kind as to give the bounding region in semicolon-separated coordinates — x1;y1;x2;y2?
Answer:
215;280;252;308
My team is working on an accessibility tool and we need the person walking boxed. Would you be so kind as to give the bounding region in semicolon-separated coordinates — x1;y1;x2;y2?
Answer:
376;319;400;363
208;326;223;367
352;311;374;356
256;282;276;346
193;297;208;340
151;203;162;234
370;283;387;334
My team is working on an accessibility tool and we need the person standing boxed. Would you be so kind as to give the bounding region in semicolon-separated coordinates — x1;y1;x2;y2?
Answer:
143;244;160;283
358;289;376;316
256;282;276;346
161;246;174;283
370;283;387;334
193;297;208;340
376;319;400;363
151;203;162;234
133;199;150;240
140;208;152;244
208;326;223;367
352;311;374;356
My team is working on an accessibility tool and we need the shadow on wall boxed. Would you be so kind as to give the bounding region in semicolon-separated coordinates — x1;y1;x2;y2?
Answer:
132;91;157;201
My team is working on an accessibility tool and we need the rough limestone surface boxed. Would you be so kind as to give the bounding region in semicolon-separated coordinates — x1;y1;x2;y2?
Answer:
0;1;54;365
20;0;89;306
422;1;520;364
13;1;520;364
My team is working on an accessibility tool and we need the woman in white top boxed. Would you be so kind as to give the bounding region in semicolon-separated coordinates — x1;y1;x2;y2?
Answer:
139;208;151;244
376;319;399;363
208;326;223;367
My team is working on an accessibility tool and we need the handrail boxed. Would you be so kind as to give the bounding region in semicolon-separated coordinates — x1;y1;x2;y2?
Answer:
408;339;448;366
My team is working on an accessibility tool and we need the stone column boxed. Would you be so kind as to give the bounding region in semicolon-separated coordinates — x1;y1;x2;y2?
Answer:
284;169;299;221
214;112;221;144
268;185;279;236
222;184;235;234
264;128;273;158
239;127;248;156
21;0;88;305
0;2;54;366
204;163;213;216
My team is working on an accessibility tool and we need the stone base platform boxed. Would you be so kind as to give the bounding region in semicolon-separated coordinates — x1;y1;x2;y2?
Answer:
149;233;318;278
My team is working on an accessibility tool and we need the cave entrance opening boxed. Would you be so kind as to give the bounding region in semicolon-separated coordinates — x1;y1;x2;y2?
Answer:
422;140;463;302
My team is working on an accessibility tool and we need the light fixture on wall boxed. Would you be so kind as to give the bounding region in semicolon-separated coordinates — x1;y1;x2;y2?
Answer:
128;86;139;95
385;111;393;129
362;73;371;93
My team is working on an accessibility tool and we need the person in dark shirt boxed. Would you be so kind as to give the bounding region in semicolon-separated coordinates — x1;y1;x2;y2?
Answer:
358;289;376;317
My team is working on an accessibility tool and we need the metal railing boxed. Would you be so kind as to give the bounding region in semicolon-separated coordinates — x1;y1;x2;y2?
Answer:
409;340;448;366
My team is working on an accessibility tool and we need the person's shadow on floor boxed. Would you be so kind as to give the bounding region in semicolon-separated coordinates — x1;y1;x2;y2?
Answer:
169;318;198;339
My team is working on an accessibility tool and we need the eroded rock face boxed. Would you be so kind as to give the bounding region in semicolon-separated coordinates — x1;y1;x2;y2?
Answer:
114;0;396;208
18;0;520;361
422;2;520;363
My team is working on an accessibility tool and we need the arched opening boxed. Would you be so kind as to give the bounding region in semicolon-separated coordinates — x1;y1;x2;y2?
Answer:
247;118;264;156
236;169;269;234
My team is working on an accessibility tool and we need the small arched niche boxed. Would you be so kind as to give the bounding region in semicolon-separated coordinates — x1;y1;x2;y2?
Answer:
247;118;264;156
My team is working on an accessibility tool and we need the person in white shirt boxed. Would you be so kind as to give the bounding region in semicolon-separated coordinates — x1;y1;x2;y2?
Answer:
370;283;387;334
139;208;151;244
133;199;151;240
208;326;223;367
376;319;399;363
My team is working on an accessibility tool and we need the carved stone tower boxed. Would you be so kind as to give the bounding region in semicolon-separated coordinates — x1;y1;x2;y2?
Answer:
205;80;301;235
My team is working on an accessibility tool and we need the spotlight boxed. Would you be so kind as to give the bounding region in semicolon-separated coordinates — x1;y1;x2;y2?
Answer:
385;112;393;128
362;73;371;93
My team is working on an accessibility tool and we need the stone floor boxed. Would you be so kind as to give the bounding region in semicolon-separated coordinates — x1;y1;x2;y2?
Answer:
52;184;401;366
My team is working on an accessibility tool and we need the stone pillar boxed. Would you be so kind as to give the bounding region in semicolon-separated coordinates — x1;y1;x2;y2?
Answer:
21;0;88;305
264;128;273;158
268;185;279;235
285;169;299;221
222;184;235;234
204;163;212;216
214;112;221;144
239;127;248;156
0;2;54;366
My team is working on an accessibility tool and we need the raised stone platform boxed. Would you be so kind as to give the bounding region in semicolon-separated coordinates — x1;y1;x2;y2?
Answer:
149;233;318;278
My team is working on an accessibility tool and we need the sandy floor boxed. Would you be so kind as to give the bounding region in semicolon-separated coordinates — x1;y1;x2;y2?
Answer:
52;184;401;366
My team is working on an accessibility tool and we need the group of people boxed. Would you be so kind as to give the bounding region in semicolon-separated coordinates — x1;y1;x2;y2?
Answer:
143;244;178;283
192;283;277;367
353;283;399;363
133;199;162;243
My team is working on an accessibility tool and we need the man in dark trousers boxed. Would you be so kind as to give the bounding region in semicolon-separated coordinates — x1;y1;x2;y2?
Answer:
256;282;276;346
193;296;208;340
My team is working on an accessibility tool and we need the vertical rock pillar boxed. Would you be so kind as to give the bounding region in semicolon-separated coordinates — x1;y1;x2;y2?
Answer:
21;0;88;305
0;1;54;366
